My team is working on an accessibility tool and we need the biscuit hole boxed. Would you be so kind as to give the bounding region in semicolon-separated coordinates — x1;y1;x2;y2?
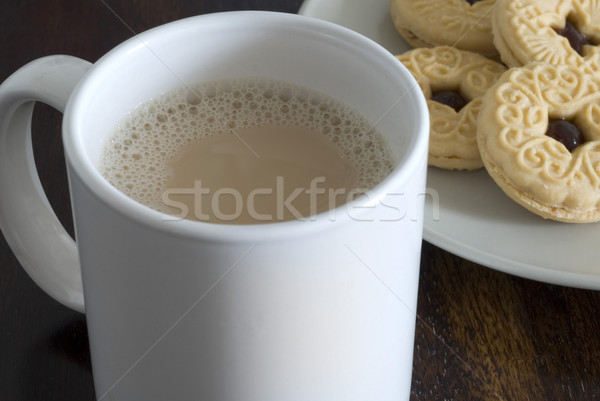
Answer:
545;118;584;152
554;18;595;56
465;0;484;4
430;90;468;112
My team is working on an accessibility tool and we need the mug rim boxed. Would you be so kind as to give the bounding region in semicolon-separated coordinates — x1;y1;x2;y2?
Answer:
62;10;429;242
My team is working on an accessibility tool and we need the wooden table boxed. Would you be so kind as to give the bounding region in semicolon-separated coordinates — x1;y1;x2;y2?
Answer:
1;1;599;400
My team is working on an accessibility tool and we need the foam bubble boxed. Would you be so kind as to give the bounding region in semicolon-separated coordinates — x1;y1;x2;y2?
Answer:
100;77;395;213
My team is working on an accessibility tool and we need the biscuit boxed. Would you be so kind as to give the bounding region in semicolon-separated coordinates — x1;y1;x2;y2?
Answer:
397;46;506;170
492;0;600;68
390;0;498;58
478;62;600;222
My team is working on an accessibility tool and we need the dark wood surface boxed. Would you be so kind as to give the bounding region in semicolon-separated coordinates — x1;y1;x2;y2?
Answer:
1;1;599;400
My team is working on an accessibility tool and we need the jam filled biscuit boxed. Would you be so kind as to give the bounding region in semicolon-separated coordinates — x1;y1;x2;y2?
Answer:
478;62;600;222
390;0;498;58
397;46;506;170
493;0;600;68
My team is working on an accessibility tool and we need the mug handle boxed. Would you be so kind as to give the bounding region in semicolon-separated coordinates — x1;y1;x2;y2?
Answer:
0;55;92;313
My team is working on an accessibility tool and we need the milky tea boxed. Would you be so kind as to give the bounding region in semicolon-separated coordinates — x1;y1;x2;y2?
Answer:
100;77;395;224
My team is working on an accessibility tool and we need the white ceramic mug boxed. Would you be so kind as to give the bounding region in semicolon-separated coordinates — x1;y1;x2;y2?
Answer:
0;11;428;401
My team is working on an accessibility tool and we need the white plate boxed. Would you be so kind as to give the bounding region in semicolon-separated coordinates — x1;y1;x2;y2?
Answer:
299;0;600;289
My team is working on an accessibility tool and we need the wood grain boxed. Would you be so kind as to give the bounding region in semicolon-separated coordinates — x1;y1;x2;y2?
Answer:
415;242;600;400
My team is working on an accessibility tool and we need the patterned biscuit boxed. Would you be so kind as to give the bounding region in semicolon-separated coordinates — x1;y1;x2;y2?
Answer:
390;0;498;58
492;0;600;68
397;46;506;170
478;62;600;222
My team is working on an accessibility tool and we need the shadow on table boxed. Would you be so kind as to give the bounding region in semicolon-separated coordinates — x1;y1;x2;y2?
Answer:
21;315;96;401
